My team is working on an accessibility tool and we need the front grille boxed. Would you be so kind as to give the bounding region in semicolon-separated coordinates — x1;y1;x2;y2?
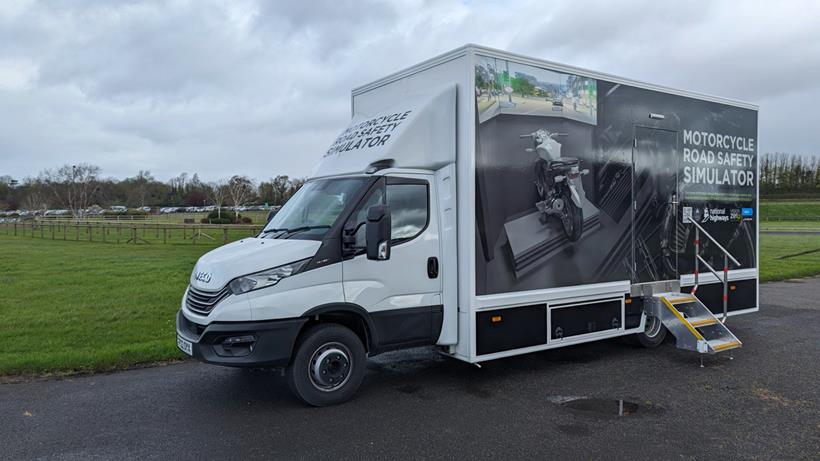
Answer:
186;285;231;315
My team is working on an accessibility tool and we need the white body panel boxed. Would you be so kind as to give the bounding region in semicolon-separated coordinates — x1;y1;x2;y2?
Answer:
435;163;458;345
247;263;344;321
342;173;442;313
314;85;456;178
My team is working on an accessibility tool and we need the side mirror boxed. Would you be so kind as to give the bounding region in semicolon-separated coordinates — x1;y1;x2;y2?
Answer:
366;204;391;261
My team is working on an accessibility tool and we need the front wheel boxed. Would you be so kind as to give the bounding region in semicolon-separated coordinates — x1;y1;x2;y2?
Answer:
287;323;367;407
561;189;583;241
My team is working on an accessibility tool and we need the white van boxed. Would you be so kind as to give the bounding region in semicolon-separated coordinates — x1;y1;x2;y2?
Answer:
176;45;759;406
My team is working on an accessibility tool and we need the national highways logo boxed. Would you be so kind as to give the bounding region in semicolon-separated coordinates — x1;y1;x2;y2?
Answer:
701;208;729;223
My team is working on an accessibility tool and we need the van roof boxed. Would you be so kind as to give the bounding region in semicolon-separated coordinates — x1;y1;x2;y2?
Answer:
352;44;758;111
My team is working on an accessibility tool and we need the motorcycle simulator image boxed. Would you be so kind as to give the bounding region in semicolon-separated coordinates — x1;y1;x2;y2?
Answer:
521;129;589;241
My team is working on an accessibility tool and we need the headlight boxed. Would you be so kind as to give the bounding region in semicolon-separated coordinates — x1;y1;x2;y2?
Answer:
228;259;310;295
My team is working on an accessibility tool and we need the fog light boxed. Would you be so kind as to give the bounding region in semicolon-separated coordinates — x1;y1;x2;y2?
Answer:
223;335;255;346
215;335;256;358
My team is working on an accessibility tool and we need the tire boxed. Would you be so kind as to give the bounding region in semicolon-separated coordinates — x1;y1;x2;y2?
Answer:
634;314;667;348
533;159;550;200
561;189;583;242
287;323;366;407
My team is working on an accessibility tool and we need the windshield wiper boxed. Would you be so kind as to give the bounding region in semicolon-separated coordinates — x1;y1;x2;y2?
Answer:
262;225;331;238
261;227;288;234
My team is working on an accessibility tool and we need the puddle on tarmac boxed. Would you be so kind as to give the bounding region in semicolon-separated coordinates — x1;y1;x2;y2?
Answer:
548;395;661;417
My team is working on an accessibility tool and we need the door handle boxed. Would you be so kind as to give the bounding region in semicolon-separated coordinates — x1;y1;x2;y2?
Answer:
427;257;439;279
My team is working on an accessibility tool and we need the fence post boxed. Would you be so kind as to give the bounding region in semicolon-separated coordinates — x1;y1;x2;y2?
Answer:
13;223;17;236
40;223;44;239
163;227;167;244
117;226;121;244
223;227;228;243
102;224;106;243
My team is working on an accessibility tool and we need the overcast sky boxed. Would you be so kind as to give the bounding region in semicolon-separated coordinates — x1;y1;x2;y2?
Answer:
1;0;818;183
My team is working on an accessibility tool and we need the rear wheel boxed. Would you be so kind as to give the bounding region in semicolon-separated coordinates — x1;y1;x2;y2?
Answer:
561;189;583;241
287;323;366;407
634;314;667;348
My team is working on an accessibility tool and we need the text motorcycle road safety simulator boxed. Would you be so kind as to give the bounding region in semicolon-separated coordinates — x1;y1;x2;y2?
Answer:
176;45;759;406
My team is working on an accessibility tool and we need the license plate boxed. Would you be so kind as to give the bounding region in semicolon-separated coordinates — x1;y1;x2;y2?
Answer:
177;335;193;356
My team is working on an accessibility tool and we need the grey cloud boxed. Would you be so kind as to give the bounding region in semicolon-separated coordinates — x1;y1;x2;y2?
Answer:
0;0;818;183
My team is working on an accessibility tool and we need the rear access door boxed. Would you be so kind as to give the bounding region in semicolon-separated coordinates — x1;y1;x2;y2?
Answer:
632;126;681;283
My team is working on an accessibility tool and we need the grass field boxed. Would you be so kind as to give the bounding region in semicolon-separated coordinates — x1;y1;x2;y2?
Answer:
759;232;820;282
0;234;219;376
760;200;820;220
1;229;820;377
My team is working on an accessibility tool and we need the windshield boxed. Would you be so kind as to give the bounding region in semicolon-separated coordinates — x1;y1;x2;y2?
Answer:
261;177;368;240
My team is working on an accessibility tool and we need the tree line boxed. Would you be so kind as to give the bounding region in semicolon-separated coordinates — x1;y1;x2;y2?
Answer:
0;163;306;216
760;153;820;197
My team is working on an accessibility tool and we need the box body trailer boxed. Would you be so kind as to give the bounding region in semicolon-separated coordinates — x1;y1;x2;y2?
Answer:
176;45;759;405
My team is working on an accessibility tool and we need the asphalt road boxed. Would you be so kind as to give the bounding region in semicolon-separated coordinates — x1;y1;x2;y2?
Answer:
2;279;819;460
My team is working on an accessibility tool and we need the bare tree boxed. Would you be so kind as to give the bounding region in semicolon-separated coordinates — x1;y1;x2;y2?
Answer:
40;163;101;218
22;177;50;211
271;175;290;206
227;175;255;219
207;179;229;218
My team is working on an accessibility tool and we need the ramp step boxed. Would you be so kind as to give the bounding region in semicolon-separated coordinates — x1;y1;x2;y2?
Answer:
688;316;719;328
665;296;696;305
709;338;741;352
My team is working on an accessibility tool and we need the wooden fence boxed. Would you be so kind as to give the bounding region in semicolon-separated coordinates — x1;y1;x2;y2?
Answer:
0;220;263;245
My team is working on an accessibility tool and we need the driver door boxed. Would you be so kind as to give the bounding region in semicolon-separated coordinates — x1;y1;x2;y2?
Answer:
342;174;442;350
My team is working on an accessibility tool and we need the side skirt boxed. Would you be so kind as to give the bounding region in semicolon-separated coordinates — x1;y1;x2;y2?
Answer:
370;305;443;354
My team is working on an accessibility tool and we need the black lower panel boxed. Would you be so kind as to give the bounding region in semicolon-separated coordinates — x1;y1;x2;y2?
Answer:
681;278;757;314
550;300;622;339
477;305;547;355
371;305;443;352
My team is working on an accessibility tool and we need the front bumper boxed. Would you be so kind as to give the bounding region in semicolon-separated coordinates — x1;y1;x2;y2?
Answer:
176;310;307;368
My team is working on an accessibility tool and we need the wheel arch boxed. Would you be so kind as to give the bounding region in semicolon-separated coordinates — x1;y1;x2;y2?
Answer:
301;303;378;354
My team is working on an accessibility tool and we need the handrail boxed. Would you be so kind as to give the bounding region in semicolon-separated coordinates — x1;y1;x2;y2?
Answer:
689;219;741;323
695;254;722;281
689;219;741;266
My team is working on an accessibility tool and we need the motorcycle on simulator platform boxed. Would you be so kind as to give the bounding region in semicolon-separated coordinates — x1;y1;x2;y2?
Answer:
521;129;589;242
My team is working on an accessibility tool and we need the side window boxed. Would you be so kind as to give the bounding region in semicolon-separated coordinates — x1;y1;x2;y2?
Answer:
386;183;428;242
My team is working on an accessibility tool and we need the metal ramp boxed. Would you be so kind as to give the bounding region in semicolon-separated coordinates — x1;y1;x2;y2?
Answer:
639;218;743;361
654;292;741;355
